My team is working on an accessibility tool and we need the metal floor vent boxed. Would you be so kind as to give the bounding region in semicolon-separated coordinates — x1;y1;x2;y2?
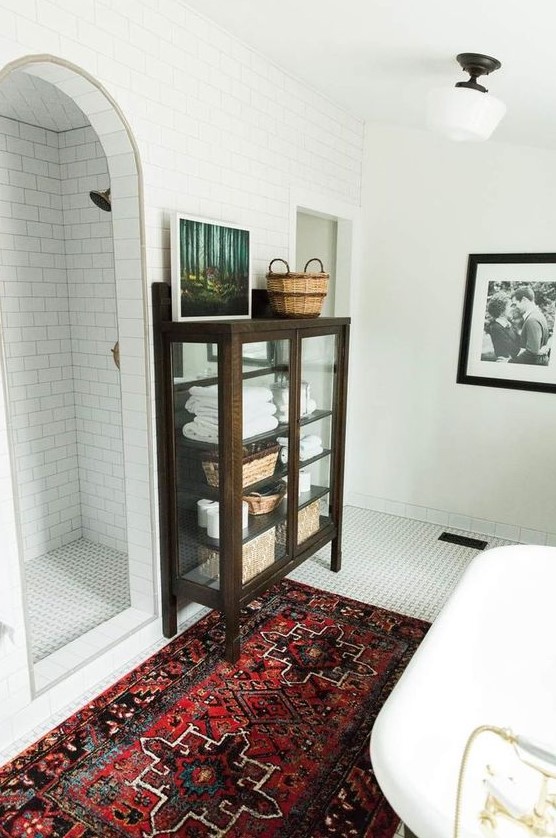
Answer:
438;532;488;551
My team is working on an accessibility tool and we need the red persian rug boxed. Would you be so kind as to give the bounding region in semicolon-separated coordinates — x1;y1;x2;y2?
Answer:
0;580;428;838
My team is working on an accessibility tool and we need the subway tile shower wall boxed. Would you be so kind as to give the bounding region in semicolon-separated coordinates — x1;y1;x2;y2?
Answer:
1;116;82;562
60;126;126;554
0;116;126;560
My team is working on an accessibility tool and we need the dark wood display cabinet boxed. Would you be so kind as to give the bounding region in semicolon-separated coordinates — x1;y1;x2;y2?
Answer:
152;282;350;662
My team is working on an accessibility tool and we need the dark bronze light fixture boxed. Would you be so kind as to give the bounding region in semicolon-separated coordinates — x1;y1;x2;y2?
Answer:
427;53;506;142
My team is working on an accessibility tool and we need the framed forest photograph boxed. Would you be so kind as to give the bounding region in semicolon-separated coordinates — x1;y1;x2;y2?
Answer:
457;253;556;393
171;214;251;321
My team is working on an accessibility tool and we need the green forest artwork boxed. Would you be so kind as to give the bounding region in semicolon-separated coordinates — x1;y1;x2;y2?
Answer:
179;218;250;317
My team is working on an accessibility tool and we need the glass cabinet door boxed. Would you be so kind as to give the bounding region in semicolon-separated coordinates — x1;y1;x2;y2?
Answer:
171;338;291;590
241;338;290;578
297;333;338;545
172;340;220;588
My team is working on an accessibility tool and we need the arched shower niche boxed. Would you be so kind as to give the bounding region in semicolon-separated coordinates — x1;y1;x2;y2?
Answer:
0;56;157;695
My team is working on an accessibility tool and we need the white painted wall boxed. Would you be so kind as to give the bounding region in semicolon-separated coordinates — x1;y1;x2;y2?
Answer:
348;123;556;542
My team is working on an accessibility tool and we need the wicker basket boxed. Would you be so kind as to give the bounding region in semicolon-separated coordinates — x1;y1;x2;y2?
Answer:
198;527;276;584
243;482;286;515
266;258;329;318
276;499;320;546
202;444;279;489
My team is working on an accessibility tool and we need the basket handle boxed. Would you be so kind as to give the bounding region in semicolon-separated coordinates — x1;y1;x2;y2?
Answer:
304;258;325;273
268;258;290;275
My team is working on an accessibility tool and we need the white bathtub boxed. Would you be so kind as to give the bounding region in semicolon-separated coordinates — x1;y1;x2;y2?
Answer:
370;544;556;838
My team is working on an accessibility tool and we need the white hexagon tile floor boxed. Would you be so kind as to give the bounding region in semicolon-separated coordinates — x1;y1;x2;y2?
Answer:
290;506;513;622
25;537;130;662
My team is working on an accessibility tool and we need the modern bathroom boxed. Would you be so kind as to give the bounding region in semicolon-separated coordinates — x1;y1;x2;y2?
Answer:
0;65;157;695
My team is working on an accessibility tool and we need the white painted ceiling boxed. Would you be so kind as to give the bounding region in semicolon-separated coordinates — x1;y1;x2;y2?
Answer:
184;0;556;150
0;71;89;132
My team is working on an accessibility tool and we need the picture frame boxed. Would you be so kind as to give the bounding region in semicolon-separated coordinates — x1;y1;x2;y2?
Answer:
171;214;251;321
457;253;556;393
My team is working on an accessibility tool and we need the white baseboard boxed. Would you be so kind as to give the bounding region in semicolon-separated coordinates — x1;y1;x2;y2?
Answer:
345;492;556;547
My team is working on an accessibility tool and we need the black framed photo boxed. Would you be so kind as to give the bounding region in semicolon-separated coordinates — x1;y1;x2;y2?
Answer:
457;253;556;393
171;214;251;321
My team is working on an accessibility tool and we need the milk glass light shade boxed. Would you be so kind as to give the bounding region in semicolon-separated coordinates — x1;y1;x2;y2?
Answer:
427;85;507;141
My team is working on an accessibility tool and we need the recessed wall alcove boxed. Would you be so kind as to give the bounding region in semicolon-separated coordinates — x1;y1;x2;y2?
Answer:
0;55;157;694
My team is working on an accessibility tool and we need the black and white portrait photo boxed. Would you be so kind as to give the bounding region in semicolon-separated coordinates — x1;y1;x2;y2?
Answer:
457;253;556;394
481;281;554;365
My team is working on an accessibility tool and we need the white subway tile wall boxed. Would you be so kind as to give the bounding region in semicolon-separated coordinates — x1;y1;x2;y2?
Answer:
61;125;127;552
0;116;127;557
1;115;82;561
0;0;364;755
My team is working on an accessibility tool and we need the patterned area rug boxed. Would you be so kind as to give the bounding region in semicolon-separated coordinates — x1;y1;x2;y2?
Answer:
0;580;429;837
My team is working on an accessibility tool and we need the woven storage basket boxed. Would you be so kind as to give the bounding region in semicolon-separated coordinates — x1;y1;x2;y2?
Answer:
276;499;320;546
243;482;286;515
266;258;329;318
198;527;276;584
202;444;279;489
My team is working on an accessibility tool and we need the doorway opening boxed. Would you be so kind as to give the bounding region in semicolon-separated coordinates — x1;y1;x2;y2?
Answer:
296;212;338;316
292;196;357;317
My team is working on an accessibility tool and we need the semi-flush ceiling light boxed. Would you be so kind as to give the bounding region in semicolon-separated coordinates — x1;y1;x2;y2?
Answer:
427;53;506;142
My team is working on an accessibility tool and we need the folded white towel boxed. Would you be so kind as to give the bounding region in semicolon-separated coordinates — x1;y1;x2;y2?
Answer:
187;401;276;424
183;412;279;442
300;445;323;461
301;434;322;447
299;445;322;456
185;397;219;416
243;385;273;404
183;423;219;443
189;384;273;407
193;416;219;432
243;414;278;439
246;402;276;418
188;384;218;399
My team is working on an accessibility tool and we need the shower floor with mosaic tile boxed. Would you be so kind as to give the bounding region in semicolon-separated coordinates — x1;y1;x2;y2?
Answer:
25;538;130;662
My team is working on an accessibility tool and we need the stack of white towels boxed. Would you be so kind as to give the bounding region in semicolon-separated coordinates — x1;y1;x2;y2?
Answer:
183;384;279;442
277;433;323;463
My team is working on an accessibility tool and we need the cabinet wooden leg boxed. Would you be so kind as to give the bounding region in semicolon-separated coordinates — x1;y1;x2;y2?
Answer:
331;538;342;572
162;593;177;638
225;631;241;663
